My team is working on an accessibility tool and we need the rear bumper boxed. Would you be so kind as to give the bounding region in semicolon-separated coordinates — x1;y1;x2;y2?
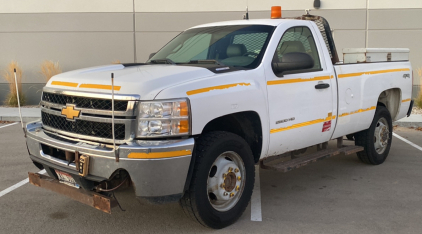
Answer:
26;121;194;200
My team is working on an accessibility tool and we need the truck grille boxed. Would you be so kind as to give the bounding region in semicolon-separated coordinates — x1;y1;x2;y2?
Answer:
42;92;128;111
41;112;125;140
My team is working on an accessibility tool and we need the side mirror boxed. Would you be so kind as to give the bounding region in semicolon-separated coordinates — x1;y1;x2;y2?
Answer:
149;52;157;59
272;52;314;74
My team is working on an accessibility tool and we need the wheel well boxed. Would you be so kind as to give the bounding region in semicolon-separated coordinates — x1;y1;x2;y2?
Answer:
377;88;401;120
201;111;263;163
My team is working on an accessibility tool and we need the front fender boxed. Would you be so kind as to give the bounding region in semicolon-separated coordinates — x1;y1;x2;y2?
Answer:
155;67;270;159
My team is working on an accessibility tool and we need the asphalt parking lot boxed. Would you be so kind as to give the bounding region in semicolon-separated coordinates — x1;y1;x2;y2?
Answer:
1;122;422;234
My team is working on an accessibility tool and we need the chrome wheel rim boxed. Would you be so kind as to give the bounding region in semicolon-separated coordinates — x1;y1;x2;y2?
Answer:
207;151;246;212
374;117;389;154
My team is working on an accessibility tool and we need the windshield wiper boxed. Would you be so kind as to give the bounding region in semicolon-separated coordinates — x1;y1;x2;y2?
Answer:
150;59;176;65
188;60;226;66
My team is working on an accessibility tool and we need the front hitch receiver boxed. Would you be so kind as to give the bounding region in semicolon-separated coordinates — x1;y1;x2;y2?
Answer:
28;172;116;214
78;155;90;177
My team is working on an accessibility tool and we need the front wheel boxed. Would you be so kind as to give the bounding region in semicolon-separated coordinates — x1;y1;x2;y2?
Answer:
180;131;255;229
355;106;393;165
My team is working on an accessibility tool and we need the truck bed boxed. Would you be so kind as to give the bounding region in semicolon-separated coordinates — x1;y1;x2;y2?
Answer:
331;61;412;139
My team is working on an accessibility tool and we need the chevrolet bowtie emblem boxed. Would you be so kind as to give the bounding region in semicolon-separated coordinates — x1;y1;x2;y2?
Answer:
61;105;81;120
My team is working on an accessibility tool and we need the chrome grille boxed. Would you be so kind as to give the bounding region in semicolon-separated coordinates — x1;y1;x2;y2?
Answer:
40;88;139;144
42;92;128;111
42;112;125;140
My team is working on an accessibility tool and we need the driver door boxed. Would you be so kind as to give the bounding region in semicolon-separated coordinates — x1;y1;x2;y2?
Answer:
266;26;335;156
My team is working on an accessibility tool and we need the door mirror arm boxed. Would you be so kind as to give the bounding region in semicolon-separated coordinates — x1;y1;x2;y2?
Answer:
149;52;157;59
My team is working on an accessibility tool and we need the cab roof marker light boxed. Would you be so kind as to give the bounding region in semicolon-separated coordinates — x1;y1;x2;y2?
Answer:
271;6;282;19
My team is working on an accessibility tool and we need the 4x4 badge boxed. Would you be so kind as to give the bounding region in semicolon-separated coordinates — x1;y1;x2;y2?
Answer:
61;105;81;120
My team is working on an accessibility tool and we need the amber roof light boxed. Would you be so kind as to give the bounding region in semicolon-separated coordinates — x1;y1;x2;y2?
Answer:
271;6;282;19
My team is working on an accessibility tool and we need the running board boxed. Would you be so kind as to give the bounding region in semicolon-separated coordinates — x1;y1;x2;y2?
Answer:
260;145;364;172
28;172;116;213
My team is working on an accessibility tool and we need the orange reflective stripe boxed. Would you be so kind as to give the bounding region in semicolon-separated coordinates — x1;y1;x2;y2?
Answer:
79;84;121;91
270;106;375;134
51;81;78;87
267;75;332;86
127;150;192;159
270;113;336;134
338;68;410;78
338;106;376;118
186;83;251;96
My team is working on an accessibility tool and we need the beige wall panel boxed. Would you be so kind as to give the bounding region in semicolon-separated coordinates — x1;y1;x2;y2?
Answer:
242;10;366;30
369;30;422;85
135;0;367;12
136;32;180;62
136;10;366;32
370;0;422;9
0;13;133;32
0;32;134;83
283;9;367;30
0;0;133;13
136;12;245;32
250;10;330;19
135;0;245;12
369;9;422;30
332;30;366;60
248;0;367;11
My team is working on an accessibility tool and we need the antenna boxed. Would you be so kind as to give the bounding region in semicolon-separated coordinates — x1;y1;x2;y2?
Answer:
111;73;119;162
14;68;26;137
243;6;249;20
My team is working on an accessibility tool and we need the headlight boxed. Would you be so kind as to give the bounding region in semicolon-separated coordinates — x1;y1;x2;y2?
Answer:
136;99;190;137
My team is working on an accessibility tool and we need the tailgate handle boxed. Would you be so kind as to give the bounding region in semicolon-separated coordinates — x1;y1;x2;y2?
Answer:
315;83;330;89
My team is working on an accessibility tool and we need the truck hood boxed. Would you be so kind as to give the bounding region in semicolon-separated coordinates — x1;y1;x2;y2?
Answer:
46;64;215;100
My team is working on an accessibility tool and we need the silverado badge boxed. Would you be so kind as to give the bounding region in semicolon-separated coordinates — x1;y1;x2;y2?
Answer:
61;105;81;120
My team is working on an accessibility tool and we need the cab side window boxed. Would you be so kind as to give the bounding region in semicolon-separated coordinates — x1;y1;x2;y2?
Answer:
273;26;322;73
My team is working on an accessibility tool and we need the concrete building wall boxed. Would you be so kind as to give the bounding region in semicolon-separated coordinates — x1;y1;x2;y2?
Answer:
0;0;421;104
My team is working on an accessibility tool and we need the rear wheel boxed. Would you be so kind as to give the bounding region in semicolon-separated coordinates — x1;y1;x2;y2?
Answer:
355;106;392;165
180;131;255;229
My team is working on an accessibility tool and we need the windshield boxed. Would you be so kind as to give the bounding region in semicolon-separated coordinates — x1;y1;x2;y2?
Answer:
148;25;275;69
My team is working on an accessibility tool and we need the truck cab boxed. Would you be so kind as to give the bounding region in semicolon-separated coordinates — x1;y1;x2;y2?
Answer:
25;11;413;229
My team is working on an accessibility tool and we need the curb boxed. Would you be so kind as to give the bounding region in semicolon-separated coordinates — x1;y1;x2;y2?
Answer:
393;121;422;128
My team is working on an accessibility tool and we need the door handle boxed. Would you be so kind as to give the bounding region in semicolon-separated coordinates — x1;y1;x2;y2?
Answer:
315;83;330;89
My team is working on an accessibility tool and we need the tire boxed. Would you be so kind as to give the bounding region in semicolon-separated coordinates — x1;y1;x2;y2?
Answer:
180;131;255;229
355;106;392;165
346;134;354;141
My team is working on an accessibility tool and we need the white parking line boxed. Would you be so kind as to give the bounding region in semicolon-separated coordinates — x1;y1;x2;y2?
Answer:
0;170;46;198
251;165;262;221
0;122;18;129
393;133;422;151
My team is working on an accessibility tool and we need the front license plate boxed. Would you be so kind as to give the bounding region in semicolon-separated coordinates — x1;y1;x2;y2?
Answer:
55;170;80;189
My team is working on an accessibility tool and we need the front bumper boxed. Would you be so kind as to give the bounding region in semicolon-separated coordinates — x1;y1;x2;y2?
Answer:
26;121;194;201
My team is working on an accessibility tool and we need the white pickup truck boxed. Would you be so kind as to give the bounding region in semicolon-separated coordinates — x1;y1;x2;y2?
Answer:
25;12;413;229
